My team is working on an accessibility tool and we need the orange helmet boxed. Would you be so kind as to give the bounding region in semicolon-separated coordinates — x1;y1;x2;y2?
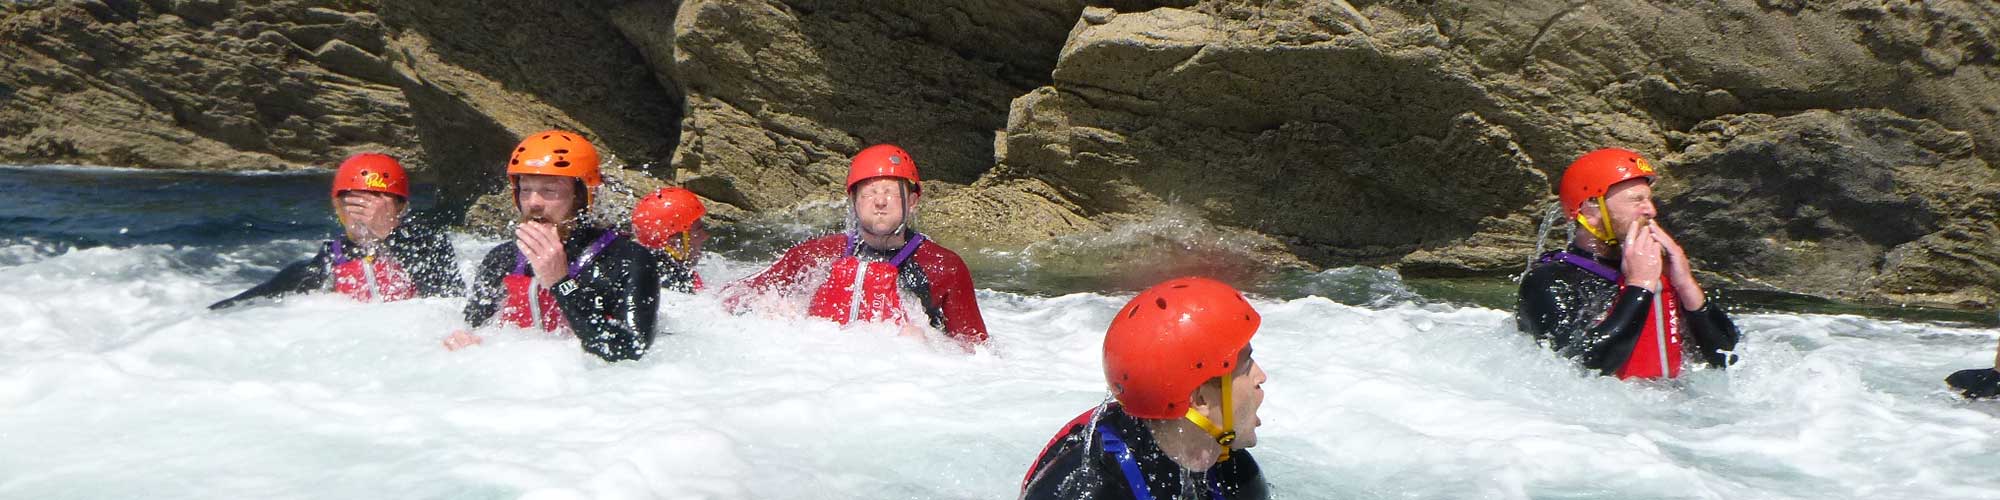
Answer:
1104;277;1260;419
633;187;706;251
845;144;921;193
508;130;603;207
1559;148;1658;216
1559;148;1658;244
331;153;409;201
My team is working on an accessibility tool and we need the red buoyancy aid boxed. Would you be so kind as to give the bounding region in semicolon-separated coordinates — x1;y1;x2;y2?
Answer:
806;232;926;326
329;240;417;302
498;231;621;333
1615;278;1683;380
1541;251;1685;379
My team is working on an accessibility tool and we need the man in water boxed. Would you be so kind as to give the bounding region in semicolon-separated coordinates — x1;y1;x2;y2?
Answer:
441;130;661;362
1517;147;1741;379
1945;340;2000;398
632;186;708;294
1020;277;1269;500
210;153;462;309
721;144;988;345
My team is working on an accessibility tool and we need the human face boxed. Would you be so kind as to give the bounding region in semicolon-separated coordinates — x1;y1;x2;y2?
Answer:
338;190;402;244
1195;347;1266;449
1587;178;1657;239
850;177;916;236
516;174;580;224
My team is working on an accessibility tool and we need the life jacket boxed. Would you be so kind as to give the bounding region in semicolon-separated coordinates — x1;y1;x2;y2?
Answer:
498;231;620;333
1539;251;1684;379
328;240;417;302
805;232;927;326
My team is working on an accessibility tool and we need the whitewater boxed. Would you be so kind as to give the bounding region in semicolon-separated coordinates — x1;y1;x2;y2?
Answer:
3;168;2000;499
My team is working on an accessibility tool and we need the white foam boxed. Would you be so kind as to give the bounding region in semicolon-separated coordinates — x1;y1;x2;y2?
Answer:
2;239;2000;499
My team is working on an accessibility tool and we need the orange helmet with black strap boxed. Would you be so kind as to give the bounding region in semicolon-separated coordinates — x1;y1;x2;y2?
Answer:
507;130;603;210
633;187;706;261
1559;147;1659;245
1103;276;1260;461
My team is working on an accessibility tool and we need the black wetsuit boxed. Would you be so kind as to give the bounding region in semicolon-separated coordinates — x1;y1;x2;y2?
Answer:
463;226;660;362
1021;403;1269;500
209;220;463;310
1516;244;1741;376
653;252;700;294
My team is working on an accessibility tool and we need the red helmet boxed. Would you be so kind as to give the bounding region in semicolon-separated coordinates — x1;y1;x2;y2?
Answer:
845;144;921;193
508;130;604;207
330;153;409;201
633;187;706;251
1104;277;1261;419
1558;148;1657;216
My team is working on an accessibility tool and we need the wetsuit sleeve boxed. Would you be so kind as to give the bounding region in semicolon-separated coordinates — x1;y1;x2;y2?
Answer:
1947;368;2000;399
462;244;513;327
721;236;840;310
929;251;989;343
1682;297;1741;368
551;242;660;362
208;244;331;310
400;226;465;298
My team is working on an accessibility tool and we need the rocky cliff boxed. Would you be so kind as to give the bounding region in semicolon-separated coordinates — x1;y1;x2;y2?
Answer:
4;0;1997;308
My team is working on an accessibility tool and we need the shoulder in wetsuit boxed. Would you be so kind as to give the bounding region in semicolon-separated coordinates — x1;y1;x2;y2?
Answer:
209;219;463;310
729;231;989;343
1020;403;1268;500
1515;244;1740;375
462;226;661;362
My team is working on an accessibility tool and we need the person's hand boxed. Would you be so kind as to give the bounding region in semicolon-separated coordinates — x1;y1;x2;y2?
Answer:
516;221;569;288
1620;220;1664;293
341;192;399;245
443;329;483;351
1648;224;1706;310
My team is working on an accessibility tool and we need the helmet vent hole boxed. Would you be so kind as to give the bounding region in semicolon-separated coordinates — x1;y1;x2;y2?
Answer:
516;147;526;152
541;135;551;140
1171;284;1188;289
1223;360;1231;368
1195;362;1203;369
1155;298;1168;309
554;149;569;154
1125;306;1138;319
510;159;519;165
554;161;572;168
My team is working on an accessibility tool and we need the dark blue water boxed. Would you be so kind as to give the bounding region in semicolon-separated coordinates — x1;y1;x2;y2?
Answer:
0;165;437;249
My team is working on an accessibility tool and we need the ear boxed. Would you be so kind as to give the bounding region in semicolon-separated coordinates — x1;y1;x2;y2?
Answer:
1577;198;1601;225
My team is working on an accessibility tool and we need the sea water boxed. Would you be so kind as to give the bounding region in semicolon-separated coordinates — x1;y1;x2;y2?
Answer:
2;166;1998;499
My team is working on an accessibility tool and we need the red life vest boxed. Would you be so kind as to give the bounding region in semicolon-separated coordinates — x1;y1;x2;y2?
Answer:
1615;278;1683;380
498;232;621;333
328;240;417;302
806;233;926;326
1542;251;1685;380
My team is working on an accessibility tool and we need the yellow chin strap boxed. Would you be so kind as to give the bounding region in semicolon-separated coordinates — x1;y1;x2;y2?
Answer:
660;231;694;262
1181;372;1237;462
1575;196;1619;246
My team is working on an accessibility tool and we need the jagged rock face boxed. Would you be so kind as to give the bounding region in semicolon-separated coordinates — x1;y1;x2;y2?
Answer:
0;0;417;171
1660;110;2000;308
995;6;1550;269
667;0;1083;212
4;0;1997;306
376;0;684;211
982;1;2000;305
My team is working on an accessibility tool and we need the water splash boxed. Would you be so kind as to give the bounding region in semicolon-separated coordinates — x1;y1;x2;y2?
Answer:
1519;201;1568;283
